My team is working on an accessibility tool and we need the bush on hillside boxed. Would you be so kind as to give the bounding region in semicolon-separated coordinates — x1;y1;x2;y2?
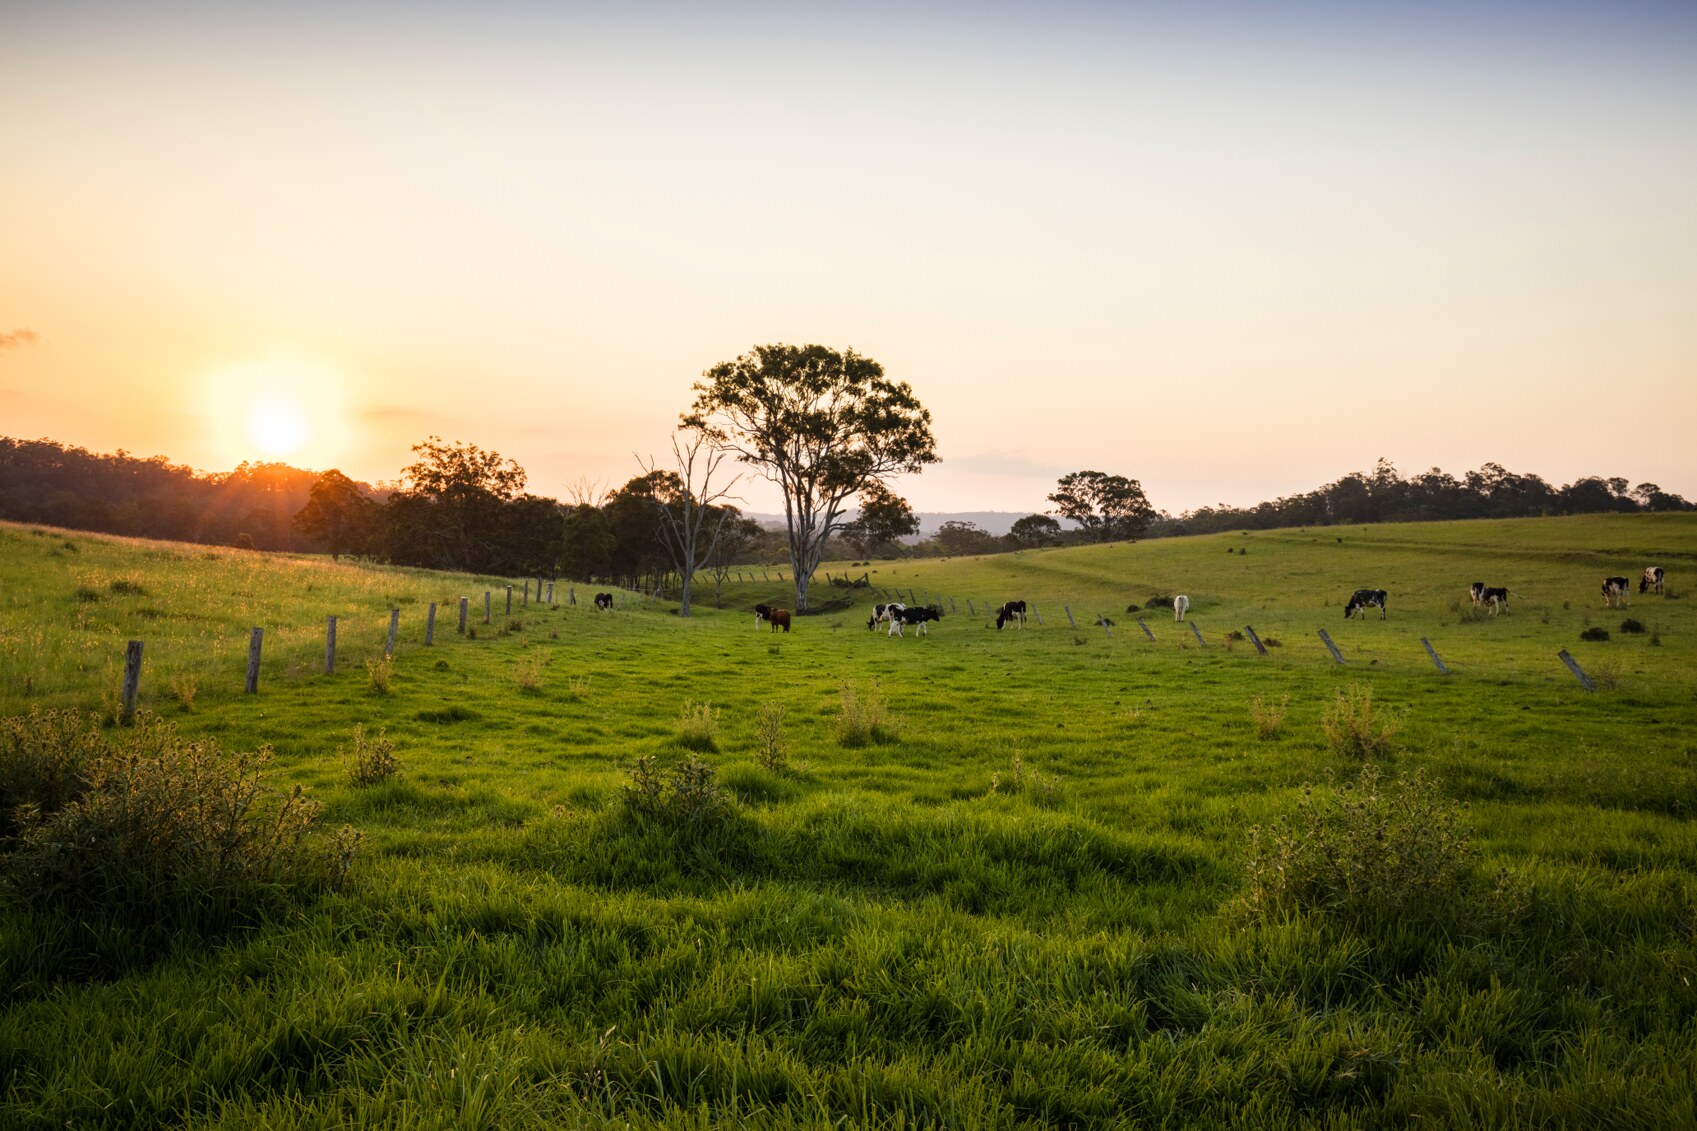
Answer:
624;753;733;830
1242;765;1477;931
1619;618;1646;635
1579;627;1610;642
0;710;358;925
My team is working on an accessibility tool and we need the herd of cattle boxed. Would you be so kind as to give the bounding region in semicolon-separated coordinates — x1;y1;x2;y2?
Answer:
731;565;1669;635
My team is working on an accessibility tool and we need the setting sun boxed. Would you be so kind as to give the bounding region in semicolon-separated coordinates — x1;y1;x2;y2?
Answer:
247;393;309;458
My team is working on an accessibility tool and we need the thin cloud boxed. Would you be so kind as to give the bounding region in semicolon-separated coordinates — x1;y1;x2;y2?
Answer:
0;329;41;350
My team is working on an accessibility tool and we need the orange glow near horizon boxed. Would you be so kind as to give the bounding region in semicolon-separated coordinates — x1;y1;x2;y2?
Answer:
201;359;353;472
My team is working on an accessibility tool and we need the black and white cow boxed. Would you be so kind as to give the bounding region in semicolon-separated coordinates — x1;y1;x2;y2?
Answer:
888;606;942;636
755;603;778;627
1469;582;1486;607
1480;586;1509;615
868;602;906;630
995;600;1027;630
1173;595;1189;622
1641;566;1665;595
1602;577;1630;608
1344;588;1388;620
593;592;614;610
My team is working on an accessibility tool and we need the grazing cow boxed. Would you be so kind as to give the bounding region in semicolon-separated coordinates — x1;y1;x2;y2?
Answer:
888;606;941;636
1469;582;1486;606
1173;595;1190;622
995;600;1027;630
1481;586;1509;615
1641;566;1665;595
1344;588;1388;620
1602;576;1630;608
593;592;614;610
767;608;791;633
755;603;777;628
867;601;906;631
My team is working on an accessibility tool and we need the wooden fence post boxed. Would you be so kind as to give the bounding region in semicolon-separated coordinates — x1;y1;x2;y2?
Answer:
458;596;469;633
505;585;513;615
325;615;337;673
425;603;437;646
1189;620;1206;647
547;582;555;605
1064;606;1077;628
386;609;400;656
966;599;976;616
949;596;958;613
121;640;143;723
1244;625;1268;655
1031;604;1045;625
245;627;263;693
1136;618;1155;641
1421;638;1449;674
523;580;530;606
1100;617;1114;638
569;586;577;606
1317;628;1346;664
1557;649;1596;691
484;591;491;624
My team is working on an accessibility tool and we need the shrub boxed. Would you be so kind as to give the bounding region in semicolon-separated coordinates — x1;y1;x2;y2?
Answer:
753;702;788;773
1249;693;1289;739
1590;662;1622;692
1579;627;1610;642
1143;596;1176;610
366;654;395;695
675;701;720;752
1619;618;1646;635
1242;764;1476;930
1320;684;1399;759
623;753;731;829
168;672;198;712
344;725;399;787
505;618;524;634
836;681;893;747
515;651;545;694
73;586;101;603
0;712;358;924
108;579;147;596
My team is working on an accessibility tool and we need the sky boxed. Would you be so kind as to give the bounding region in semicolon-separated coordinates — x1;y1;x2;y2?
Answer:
3;0;1694;517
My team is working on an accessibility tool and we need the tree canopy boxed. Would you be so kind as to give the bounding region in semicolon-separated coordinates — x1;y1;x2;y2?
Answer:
682;343;937;609
1048;470;1157;543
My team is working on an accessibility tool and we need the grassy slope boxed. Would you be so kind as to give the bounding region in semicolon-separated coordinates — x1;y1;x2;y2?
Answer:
1;515;1695;1129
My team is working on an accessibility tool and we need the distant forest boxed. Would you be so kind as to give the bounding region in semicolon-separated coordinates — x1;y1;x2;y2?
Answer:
2;438;1690;584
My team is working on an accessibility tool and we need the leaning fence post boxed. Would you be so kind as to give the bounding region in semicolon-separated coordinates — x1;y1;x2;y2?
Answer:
1557;649;1596;691
386;609;400;656
1136;618;1155;641
325;615;338;673
1100;617;1114;639
121;640;143;723
245;627;263;693
1421;638;1449;674
425;603;437;646
949;596;958;613
1031;604;1044;625
1064;606;1078;628
966;599;976;616
1317;628;1346;664
1244;625;1269;656
458;596;469;633
1189;620;1206;647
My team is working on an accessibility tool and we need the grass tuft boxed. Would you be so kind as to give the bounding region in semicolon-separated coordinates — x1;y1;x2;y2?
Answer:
675;701;721;752
1249;692;1289;739
1320;684;1399;759
835;680;893;747
343;724;400;787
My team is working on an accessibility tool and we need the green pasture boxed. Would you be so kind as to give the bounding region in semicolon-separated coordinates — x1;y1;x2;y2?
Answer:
2;515;1695;1128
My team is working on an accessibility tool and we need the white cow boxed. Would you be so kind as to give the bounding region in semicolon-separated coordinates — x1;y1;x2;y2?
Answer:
1173;595;1189;622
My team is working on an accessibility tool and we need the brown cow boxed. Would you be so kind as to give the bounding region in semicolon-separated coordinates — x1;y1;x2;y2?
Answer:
768;609;791;633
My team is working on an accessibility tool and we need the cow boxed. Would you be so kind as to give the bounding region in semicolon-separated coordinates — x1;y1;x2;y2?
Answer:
1480;586;1509;615
1602;576;1630;608
1344;589;1388;620
888;606;941;636
593;592;614;610
755;603;777;628
867;601;906;631
767;608;792;633
1469;582;1486;606
1641;566;1665;595
1173;595;1189;622
995;600;1027;630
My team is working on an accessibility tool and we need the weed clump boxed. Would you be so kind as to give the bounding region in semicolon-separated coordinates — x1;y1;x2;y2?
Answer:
365;654;395;695
1143;596;1176;610
674;701;721;752
1579;627;1610;643
167;672;198;712
1249;693;1289;739
343;725;399;787
0;710;357;925
1320;684;1399;759
624;754;732;829
73;586;101;603
107;579;146;596
753;702;788;773
1619;618;1646;635
836;681;894;747
989;749;1062;807
515;651;545;694
1242;764;1476;931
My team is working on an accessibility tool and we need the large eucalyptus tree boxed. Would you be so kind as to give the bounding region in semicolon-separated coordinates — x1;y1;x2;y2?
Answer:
682;343;937;611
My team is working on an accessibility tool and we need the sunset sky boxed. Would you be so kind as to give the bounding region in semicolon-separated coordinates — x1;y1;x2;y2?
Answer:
3;1;1694;517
